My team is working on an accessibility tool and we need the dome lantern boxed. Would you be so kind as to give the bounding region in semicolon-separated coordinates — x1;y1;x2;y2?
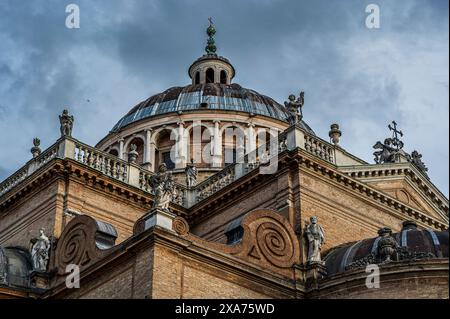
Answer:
188;18;235;85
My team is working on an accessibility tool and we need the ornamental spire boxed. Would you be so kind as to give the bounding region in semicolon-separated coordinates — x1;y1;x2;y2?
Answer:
205;17;217;55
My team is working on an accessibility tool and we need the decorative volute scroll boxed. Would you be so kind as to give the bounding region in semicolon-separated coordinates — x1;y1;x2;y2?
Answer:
181;209;300;277
54;215;118;275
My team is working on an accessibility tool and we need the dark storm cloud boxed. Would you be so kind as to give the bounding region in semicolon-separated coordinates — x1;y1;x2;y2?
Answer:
0;0;448;196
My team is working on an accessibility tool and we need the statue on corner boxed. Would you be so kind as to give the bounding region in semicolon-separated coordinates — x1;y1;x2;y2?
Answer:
150;163;175;211
284;91;305;125
59;109;74;137
185;159;198;188
304;216;325;263
30;229;51;272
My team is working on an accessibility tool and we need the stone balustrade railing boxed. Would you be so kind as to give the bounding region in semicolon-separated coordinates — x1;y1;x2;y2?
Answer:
0;126;343;206
0;141;60;197
304;134;334;163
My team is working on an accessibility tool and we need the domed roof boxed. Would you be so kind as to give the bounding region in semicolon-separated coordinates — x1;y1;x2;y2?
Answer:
0;246;33;288
111;82;315;134
324;221;449;275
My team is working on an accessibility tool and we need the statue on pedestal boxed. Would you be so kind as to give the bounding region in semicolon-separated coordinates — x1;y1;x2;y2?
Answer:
150;164;175;211
284;91;305;125
304;216;325;263
59;109;74;137
30;229;50;272
185;159;198;188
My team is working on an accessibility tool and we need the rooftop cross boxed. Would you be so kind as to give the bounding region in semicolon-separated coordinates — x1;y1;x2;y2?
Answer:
388;120;404;151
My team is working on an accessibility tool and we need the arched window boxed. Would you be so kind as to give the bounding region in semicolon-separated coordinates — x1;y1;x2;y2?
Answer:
194;71;200;85
220;70;227;84
205;68;214;84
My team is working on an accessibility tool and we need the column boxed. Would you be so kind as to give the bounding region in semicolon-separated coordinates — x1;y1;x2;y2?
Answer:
246;123;256;163
175;121;186;169
212;120;222;167
143;129;153;170
118;138;125;160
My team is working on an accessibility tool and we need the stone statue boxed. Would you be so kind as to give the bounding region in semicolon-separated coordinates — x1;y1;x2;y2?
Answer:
150;163;175;211
128;144;139;164
409;150;428;175
284;91;304;125
377;227;399;263
30;229;50;272
304;216;325;263
185;159;198;188
373;138;397;164
31;137;42;158
59;109;74;137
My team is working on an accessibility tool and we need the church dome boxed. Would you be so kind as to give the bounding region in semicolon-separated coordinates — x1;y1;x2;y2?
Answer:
324;221;449;276
111;82;314;134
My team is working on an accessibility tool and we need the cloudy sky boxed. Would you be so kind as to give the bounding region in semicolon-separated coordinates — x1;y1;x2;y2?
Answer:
0;0;448;196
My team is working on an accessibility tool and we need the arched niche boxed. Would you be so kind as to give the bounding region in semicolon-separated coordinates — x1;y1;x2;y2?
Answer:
127;137;144;165
155;129;176;170
220;70;227;84
205;68;215;84
194;71;200;85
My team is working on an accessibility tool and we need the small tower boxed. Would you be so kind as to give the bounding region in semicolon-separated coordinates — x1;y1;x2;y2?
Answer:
188;18;235;85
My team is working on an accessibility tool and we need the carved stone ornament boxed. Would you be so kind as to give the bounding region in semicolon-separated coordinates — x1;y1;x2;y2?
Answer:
54;215;118;275
408;150;428;176
172;216;190;236
346;226;435;271
31;137;42;158
182;209;300;277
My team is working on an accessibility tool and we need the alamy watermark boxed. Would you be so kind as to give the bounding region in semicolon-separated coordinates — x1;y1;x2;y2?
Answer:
65;4;80;29
365;264;380;289
365;4;380;29
65;264;80;288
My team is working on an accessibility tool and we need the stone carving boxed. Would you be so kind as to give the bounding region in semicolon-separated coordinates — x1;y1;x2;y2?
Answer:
373;121;404;164
54;215;118;275
408;150;428;175
185;159;198;188
172;217;190;236
304;216;325;263
284;91;305;125
346;227;435;271
128;144;139;164
377;227;398;263
182;209;300;277
30;229;51;272
328;124;342;146
31;137;42;158
373;138;397;164
150;163;175;211
59;109;74;137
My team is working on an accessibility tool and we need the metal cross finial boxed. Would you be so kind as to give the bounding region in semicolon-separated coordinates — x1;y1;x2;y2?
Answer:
208;17;213;25
388;120;403;139
388;120;404;151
